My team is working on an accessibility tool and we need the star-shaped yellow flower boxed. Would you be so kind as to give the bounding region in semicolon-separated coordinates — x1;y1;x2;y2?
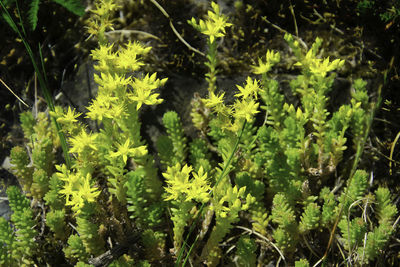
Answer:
110;139;147;164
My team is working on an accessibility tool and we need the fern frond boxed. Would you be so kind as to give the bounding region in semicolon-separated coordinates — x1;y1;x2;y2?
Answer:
28;0;40;30
52;0;85;16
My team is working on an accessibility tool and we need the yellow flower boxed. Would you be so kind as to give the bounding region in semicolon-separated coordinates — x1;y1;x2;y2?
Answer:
163;164;192;201
110;139;147;164
62;173;100;214
163;164;211;204
234;99;259;121
108;102;126;119
91;43;115;64
116;42;149;73
56;107;81;125
94;73;130;95
187;166;211;203
309;57;345;77
69;129;98;154
128;73;166;110
86;93;116;122
91;0;119;17
294;45;344;78
204;91;225;108
235;77;260;100
57;165;100;214
252;50;280;75
77;173;101;204
188;1;232;43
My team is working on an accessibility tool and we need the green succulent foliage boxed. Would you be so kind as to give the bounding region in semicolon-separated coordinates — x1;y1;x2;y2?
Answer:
358;222;393;263
235;171;269;233
170;201;194;252
235;236;257;267
356;187;397;263
338;169;368;216
32;136;54;175
75;262;93;267
136;260;151;267
3;186;38;265
125;169;163;228
0;217;14;266
235;171;264;201
271;193;298;254
208;117;227;142
259;78;285;129
249;206;270;236
10;111;56;200
43;173;65;210
257;125;303;204
31;168;50;199
216;134;237;164
299;200;321;233
319;187;336;227
201;185;254;266
64;234;89;263
156;135;174;167
46;209;67;240
295;259;310;267
349;79;370;144
335;176;397;263
2;0;399;266
323;105;352;166
375;187;397;225
189;138;213;173
125;169;149;226
19;111;36;138
75;202;105;256
239;121;258;153
10;146;33;193
338;217;367;251
141;229;166;262
108;254;135;266
161;111;188;165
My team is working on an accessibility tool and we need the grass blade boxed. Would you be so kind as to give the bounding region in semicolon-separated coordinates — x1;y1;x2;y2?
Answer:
0;0;72;168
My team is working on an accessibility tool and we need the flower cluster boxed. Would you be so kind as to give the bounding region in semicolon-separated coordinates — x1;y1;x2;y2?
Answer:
163;164;211;203
188;1;232;43
56;164;100;214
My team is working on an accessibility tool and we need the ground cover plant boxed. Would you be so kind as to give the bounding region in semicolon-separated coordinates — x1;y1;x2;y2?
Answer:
0;0;399;266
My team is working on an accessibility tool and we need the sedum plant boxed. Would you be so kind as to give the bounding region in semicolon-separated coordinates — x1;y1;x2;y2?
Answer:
2;0;397;266
188;1;232;93
0;186;38;266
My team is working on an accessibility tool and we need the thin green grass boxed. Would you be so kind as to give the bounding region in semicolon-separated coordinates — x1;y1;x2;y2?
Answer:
0;0;72;168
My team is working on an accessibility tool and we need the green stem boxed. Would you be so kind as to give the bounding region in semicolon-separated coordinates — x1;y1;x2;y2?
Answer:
176;120;247;266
